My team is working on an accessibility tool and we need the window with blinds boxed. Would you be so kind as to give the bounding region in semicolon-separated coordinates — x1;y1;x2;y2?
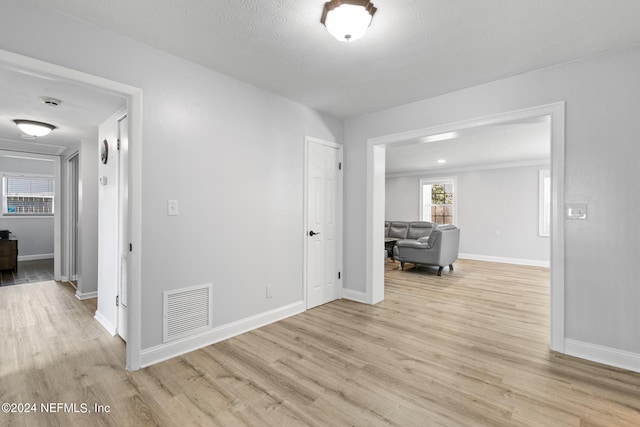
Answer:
2;175;55;216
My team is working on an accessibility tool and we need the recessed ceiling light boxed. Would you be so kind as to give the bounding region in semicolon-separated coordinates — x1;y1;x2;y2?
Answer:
437;159;446;164
420;131;459;143
13;119;56;137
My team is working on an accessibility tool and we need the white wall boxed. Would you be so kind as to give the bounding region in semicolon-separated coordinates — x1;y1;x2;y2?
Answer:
385;176;419;221
344;45;640;357
386;164;550;264
0;1;342;358
0;154;55;258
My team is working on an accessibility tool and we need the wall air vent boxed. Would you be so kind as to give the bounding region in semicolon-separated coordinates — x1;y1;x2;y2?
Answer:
163;283;213;343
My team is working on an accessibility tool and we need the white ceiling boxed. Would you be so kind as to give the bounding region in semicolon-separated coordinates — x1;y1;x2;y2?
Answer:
0;64;126;155
385;116;550;176
33;0;640;119
3;1;640;158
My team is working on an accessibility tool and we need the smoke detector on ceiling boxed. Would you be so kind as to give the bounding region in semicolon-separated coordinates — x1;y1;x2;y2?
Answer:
40;96;62;107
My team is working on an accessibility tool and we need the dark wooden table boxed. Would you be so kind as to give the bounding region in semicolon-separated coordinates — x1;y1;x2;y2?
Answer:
0;239;18;272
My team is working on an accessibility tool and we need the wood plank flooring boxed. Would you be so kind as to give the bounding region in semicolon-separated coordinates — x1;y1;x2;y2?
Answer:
2;260;640;426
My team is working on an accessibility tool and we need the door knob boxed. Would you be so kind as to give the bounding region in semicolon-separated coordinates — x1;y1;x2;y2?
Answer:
309;230;320;237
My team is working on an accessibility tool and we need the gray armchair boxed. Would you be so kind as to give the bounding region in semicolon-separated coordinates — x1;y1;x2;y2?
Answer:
394;225;460;276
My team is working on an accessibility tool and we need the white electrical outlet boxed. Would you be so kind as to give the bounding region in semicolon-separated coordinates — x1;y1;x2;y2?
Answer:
266;285;273;298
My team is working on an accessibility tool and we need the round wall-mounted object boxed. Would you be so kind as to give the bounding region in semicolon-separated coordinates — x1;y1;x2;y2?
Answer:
101;139;109;164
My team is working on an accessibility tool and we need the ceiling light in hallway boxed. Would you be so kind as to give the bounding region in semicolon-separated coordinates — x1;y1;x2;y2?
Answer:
321;0;377;42
13;119;56;137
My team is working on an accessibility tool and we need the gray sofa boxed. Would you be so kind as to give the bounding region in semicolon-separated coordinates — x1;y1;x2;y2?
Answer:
385;221;436;241
385;221;436;258
393;224;460;276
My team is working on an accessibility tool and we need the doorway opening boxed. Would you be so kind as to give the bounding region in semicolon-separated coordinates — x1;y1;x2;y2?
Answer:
0;152;57;285
366;102;565;352
0;48;143;370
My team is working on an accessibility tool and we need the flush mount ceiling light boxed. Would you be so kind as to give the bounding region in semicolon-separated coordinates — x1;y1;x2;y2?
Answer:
13;119;56;137
321;0;377;42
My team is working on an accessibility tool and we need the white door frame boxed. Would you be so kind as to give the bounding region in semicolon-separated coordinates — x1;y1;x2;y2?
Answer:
116;112;129;342
303;136;344;308
0;49;144;370
365;102;566;352
66;150;80;283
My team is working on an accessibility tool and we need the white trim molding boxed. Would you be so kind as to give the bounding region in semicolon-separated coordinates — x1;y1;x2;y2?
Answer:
458;253;549;268
76;290;98;300
342;288;369;304
18;253;54;262
94;311;117;336
565;339;640;373
140;301;305;368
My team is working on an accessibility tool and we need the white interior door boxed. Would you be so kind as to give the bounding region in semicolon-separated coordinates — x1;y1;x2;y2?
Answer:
306;138;342;309
117;114;129;342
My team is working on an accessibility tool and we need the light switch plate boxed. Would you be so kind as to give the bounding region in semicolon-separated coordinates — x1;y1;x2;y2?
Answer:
167;200;179;216
566;203;587;220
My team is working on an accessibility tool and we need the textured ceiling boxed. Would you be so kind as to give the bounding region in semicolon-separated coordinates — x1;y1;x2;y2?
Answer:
33;0;640;119
3;1;640;160
385;117;550;175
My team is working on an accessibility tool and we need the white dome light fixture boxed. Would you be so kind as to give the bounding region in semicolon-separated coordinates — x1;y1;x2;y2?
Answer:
13;119;56;137
321;0;377;43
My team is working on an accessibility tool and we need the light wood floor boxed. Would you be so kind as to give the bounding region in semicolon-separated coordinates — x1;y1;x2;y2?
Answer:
2;260;640;426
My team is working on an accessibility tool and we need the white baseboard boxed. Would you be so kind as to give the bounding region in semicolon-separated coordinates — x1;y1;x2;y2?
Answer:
342;288;369;304
94;310;117;336
18;253;54;262
459;253;550;268
76;290;97;300
140;300;306;368
565;338;640;373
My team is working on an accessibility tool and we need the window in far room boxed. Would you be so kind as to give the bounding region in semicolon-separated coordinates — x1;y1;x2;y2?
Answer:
2;174;55;216
420;177;456;225
539;169;551;237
